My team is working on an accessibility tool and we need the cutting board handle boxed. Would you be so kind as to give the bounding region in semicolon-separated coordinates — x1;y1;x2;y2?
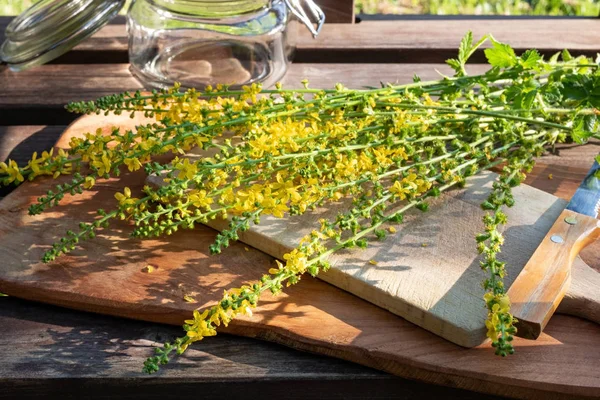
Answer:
507;209;600;340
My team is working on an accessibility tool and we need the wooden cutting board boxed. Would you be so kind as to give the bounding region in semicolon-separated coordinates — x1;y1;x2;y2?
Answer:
0;114;599;399
147;123;600;349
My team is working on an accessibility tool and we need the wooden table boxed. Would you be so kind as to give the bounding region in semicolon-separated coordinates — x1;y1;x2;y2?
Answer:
1;15;599;399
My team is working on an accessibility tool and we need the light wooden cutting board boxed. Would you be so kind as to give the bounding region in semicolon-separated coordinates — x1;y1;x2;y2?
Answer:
148;127;600;349
0;114;599;399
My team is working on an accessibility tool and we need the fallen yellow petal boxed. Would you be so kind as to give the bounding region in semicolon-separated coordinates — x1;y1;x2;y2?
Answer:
142;265;155;273
183;295;197;303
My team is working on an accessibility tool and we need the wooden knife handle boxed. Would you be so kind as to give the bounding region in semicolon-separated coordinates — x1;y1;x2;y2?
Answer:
507;209;600;340
558;256;600;325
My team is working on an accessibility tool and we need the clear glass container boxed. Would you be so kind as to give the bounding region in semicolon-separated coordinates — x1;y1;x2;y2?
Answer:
1;0;324;89
128;0;305;89
0;0;125;72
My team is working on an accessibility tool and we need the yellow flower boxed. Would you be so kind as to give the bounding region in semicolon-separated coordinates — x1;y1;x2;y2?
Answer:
91;151;112;176
184;309;217;340
176;158;198;180
83;176;96;189
283;249;308;274
268;259;284;275
188;189;213;210
0;160;24;184
485;316;499;341
114;187;137;213
185;309;209;326
497;294;511;312
273;176;301;203
372;148;393;168
389;180;412;200
210;305;232;327
124;157;142;172
115;187;132;203
27;152;47;179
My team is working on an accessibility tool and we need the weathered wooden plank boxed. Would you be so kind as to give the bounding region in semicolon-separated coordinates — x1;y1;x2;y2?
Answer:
1;17;598;64
0;62;488;109
0;125;65;163
0;62;490;125
0;296;505;399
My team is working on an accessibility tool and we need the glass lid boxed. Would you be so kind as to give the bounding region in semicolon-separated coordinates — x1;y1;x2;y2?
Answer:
1;0;125;72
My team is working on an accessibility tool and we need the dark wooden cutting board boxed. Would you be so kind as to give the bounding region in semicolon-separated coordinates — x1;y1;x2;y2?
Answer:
0;114;598;399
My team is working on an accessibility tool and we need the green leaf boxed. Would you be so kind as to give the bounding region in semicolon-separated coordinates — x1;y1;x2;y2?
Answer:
484;37;517;68
520;49;541;69
563;85;588;101
549;51;561;64
571;116;594;144
458;31;473;64
521;90;537;110
561;49;573;62
584;114;598;133
595;154;600;164
446;58;462;75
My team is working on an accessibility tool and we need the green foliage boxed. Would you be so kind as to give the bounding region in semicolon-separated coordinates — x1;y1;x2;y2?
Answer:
2;0;599;17
446;31;488;76
485;36;518;68
356;0;600;16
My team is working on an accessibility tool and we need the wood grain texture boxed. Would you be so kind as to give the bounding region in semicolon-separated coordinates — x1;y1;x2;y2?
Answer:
3;17;598;63
0;63;491;125
0;63;490;107
0;118;599;399
0;297;511;400
558;257;600;328
509;210;600;339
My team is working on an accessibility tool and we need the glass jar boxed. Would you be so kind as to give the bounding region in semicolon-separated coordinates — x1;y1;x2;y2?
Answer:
0;0;126;72
1;0;324;89
128;0;294;89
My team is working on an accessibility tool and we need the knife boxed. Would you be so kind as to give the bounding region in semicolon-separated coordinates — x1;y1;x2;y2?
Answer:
508;159;600;339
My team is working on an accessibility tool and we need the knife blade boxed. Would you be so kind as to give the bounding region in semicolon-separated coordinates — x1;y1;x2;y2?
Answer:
565;160;600;218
